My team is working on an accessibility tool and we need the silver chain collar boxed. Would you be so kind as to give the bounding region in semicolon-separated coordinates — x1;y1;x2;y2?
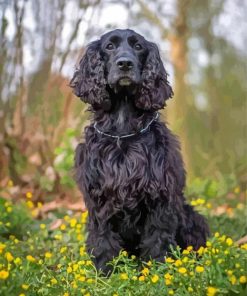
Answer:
93;112;159;140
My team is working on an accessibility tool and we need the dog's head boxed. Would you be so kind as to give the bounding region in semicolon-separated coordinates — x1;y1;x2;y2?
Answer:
70;29;173;111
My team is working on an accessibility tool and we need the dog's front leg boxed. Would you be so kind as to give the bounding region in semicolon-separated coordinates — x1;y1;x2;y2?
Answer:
86;219;123;275
139;202;178;262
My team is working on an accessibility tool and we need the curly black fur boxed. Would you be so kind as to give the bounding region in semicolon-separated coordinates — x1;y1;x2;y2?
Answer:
71;29;209;274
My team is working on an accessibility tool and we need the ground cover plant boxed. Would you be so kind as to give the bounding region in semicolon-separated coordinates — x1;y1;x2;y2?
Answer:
0;177;246;296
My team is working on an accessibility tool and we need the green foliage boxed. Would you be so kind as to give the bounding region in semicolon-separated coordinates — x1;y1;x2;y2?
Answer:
186;174;238;200
0;178;246;296
54;128;78;188
0;198;34;240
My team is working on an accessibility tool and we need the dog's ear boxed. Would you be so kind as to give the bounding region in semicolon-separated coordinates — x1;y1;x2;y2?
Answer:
135;42;173;111
70;40;109;107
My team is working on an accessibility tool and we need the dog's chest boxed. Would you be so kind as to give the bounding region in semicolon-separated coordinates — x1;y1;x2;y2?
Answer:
85;135;166;201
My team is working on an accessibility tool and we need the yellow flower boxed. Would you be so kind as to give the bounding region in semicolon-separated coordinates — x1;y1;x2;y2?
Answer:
40;224;46;230
234;187;240;194
166;257;175;263
86;260;92;266
178;267;187;274
120;273;128;280
60;224;66;231
80;246;86;256
60;247;67;254
168;290;174;295
67;266;73;273
19;294;25;296
195;266;205;273
70;218;77;228
14;257;22;265
191;198;205;206
186;246;193;251
175;259;182;267
63;293;69;296
7;180;13;187
76;223;82;230
37;202;43;208
165;279;172;285
122;250;128;256
211;248;218;254
191;200;197;206
139;275;145;281
207;286;217;296
229;275;237;285
45;252;52;258
55;234;62;240
237;203;244;210
142;267;149;276
26;192;33;199
0;243;6;254
182;256;189;263
146;260;152;266
188;287;194;292
26;255;36;262
0;270;9;280
131;255;136;260
132;276;137;281
51;278;57;285
87;278;94;284
78;276;86;282
81;211;88;224
22;284;29;290
226;238;233;246
214;232;220;238
197;246;205;256
239;276;246;284
113;294;118;296
5;252;14;262
182;249;189;255
26;201;34;209
6;207;12;213
219;235;226;242
151;274;159;283
206;241;212;247
164;273;173;280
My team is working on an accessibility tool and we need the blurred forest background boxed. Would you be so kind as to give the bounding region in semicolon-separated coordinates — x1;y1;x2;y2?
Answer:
0;0;246;203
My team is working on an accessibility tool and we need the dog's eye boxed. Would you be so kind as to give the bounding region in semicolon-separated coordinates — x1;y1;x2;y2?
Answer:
134;43;142;50
106;43;114;50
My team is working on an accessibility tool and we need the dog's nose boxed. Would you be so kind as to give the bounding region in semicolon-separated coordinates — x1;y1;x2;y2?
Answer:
116;58;134;71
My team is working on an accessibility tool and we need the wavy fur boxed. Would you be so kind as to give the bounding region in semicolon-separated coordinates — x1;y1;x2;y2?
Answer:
71;29;209;274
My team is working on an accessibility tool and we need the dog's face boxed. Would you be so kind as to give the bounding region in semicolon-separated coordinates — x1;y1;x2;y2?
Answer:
70;29;173;111
100;30;148;91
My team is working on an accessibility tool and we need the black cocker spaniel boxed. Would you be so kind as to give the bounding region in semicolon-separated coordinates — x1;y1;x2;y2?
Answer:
70;29;209;274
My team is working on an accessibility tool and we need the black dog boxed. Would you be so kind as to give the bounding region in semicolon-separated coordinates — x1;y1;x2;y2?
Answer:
70;29;209;274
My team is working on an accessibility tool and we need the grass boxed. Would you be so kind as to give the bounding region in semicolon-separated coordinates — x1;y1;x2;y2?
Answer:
0;177;246;296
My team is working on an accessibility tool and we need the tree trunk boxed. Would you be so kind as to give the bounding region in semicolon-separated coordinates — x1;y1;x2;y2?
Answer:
167;0;191;174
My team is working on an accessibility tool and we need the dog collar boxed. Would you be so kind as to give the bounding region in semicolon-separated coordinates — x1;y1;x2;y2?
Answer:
93;112;159;140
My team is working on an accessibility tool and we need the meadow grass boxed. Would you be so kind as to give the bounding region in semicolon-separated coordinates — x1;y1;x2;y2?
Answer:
0;178;246;296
